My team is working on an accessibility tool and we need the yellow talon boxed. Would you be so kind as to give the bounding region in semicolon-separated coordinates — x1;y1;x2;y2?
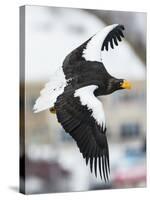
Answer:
49;107;56;114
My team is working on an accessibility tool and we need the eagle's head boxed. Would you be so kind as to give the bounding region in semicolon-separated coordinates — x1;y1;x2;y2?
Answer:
106;78;132;94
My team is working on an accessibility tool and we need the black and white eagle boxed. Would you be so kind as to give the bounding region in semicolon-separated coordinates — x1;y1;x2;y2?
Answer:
33;24;131;181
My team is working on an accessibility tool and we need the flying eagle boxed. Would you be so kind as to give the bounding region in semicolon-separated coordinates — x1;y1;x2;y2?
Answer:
33;24;131;181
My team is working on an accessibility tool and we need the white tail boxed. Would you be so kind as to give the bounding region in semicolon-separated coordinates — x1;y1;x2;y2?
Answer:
33;67;67;113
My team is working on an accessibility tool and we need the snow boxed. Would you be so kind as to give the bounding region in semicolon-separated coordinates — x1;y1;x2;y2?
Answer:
25;6;145;82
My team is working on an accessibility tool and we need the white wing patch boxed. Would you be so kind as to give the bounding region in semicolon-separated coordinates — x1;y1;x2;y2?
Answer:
82;24;118;62
33;67;67;113
74;85;106;128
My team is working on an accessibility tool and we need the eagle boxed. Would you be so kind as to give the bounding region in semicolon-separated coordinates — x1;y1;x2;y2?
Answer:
33;24;131;181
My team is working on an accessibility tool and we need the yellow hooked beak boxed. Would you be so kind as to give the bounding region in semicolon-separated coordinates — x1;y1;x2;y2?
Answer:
121;80;132;89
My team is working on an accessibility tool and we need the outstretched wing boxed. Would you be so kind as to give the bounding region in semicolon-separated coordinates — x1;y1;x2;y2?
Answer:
63;24;125;65
55;85;110;181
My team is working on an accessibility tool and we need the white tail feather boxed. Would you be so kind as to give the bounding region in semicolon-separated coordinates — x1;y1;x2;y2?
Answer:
33;67;66;113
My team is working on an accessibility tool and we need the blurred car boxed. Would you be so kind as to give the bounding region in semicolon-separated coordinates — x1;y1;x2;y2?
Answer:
112;147;146;187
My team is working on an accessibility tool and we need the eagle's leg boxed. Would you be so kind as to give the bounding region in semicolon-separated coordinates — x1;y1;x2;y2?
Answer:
49;107;56;114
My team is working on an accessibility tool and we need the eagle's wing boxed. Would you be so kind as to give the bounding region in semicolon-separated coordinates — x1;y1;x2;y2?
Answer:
55;85;109;181
63;24;125;65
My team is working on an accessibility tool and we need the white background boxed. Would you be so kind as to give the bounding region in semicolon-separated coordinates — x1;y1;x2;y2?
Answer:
0;0;149;199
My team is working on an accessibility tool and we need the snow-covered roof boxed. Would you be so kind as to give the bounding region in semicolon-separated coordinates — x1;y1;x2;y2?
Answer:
25;6;145;82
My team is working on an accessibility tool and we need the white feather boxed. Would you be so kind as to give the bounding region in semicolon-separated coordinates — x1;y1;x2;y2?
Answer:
82;24;118;62
33;67;67;113
74;85;106;128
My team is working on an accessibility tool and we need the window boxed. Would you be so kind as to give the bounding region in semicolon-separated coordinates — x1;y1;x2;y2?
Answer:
120;123;140;138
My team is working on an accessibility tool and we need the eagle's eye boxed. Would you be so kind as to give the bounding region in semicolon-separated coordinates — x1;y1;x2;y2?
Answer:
120;81;124;86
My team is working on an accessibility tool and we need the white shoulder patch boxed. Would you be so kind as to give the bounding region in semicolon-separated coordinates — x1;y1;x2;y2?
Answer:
74;85;106;128
82;24;118;62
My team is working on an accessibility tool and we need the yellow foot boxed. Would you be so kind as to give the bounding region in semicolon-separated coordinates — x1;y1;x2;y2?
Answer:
49;107;56;114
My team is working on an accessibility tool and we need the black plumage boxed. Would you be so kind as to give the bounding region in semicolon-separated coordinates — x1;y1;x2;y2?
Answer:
34;24;131;182
55;91;109;181
55;24;128;181
54;60;123;181
63;61;124;95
